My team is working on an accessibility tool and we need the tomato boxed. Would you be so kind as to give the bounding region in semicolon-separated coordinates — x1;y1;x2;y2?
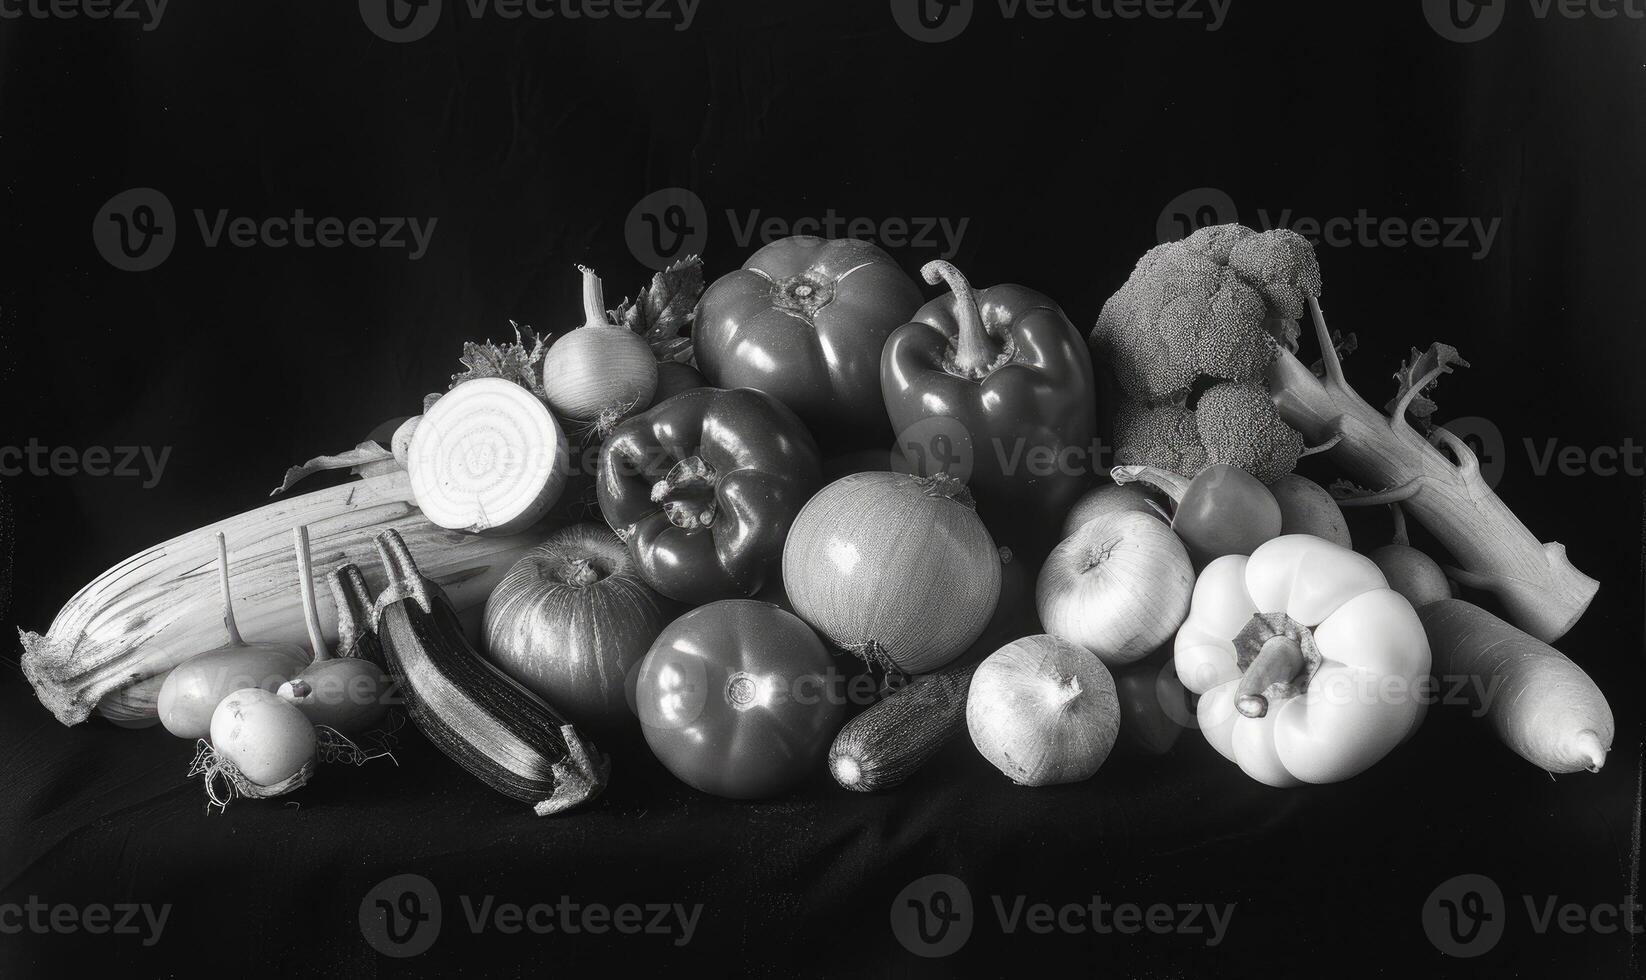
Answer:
634;600;847;799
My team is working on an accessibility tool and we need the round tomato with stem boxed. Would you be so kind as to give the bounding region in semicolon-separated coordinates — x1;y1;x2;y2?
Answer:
695;236;922;446
634;600;847;799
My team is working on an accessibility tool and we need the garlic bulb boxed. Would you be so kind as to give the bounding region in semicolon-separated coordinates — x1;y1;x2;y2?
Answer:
967;635;1119;787
1035;509;1193;666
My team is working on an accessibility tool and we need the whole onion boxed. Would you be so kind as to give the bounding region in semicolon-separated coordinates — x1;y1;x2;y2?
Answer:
782;472;1001;674
967;635;1119;787
1036;509;1193;667
483;523;668;733
542;265;659;427
1061;482;1167;540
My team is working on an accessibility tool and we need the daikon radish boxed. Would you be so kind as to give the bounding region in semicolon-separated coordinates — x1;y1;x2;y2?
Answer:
1418;598;1613;773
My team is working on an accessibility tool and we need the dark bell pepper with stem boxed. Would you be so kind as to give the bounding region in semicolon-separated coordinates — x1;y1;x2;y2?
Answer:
597;387;823;606
695;236;923;448
881;260;1098;547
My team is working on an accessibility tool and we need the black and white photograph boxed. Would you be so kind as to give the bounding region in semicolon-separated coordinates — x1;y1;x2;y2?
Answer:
2;0;1643;975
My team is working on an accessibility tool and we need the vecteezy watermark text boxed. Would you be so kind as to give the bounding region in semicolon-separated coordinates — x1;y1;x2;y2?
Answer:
1423;873;1646;957
1155;189;1501;259
0;0;167;30
623;187;969;270
1424;0;1646;44
0;898;171;947
0;440;171;488
359;874;700;958
359;0;698;43
890;0;1231;42
890;875;1235;957
93;188;438;271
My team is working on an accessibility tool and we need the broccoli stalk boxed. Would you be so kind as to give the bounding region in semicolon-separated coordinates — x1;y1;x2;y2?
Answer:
1268;297;1597;642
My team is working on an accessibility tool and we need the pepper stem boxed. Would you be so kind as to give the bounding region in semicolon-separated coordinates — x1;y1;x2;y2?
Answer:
922;260;999;377
1236;636;1304;718
577;264;610;328
215;532;244;648
1111;465;1190;506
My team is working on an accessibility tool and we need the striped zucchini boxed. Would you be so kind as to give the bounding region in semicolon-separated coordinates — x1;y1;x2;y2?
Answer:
372;529;609;816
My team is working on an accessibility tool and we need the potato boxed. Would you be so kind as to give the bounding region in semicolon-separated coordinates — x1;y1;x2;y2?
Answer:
1268;474;1351;548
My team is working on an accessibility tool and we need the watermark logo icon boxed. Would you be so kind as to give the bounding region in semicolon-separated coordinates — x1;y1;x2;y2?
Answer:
92;188;176;271
1423;0;1506;42
1438;415;1505;490
360;0;442;43
890;874;974;957
360;873;443;958
626;187;709;270
1156;186;1239;244
890;0;974;43
1422;873;1505;957
893;416;976;487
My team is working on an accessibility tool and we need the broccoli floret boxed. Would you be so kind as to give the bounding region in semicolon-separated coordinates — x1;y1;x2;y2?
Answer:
1113;398;1208;475
1113;382;1302;485
1094;223;1323;482
1194;381;1304;483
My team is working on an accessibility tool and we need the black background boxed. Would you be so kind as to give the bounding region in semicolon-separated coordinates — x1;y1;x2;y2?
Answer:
3;0;1644;976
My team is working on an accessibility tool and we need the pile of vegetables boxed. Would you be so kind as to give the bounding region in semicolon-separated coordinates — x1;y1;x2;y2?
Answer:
16;223;1616;818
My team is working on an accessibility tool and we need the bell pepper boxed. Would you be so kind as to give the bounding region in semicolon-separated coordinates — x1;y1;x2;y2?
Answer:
1174;535;1431;786
1111;463;1282;568
597;387;822;606
695;236;923;446
880;260;1097;545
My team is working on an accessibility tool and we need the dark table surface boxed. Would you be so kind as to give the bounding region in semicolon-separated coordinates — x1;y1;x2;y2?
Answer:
4;0;1646;975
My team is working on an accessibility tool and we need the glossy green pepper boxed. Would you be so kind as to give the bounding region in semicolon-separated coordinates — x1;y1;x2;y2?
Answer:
881;261;1098;547
695;236;923;446
597;387;822;606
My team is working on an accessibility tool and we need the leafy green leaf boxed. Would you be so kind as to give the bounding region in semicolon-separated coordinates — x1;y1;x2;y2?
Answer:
270;441;396;496
1385;343;1470;431
611;255;704;364
450;321;550;399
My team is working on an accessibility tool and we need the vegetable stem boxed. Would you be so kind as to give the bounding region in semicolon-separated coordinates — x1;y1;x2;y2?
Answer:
1235;636;1303;718
294;526;330;662
215;532;244;648
1267;304;1598;642
1110;465;1190;505
922;260;999;377
578;265;610;328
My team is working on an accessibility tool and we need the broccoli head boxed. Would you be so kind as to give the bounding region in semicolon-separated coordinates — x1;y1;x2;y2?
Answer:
1094;223;1322;482
1114;381;1304;485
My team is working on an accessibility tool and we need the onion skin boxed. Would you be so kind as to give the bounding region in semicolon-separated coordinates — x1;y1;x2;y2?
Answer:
1061;483;1166;541
543;328;659;424
967;635;1120;787
783;472;1001;674
483;523;668;734
1036;510;1194;667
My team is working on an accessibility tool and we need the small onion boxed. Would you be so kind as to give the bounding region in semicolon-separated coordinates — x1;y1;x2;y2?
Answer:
966;634;1119;787
782;472;1001;674
209;688;318;797
483;523;668;733
1061;482;1167;540
542;265;659;426
1036;510;1193;667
